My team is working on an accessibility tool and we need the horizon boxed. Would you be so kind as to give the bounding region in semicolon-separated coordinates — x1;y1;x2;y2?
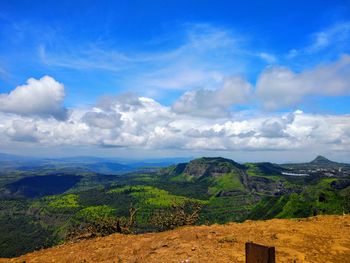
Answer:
0;151;345;165
1;1;350;162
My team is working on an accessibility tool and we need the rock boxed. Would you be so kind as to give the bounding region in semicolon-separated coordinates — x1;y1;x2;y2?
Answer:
218;236;237;243
331;179;350;190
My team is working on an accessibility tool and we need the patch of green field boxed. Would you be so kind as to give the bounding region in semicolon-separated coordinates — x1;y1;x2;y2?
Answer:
74;205;116;222
208;172;244;194
170;173;195;182
316;178;337;188
276;179;345;218
247;195;290;220
108;185;206;207
276;193;313;218
200;193;256;223
47;194;79;209
245;163;282;181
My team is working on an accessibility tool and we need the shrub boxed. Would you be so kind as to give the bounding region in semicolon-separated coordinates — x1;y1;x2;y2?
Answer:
150;201;202;231
66;207;139;241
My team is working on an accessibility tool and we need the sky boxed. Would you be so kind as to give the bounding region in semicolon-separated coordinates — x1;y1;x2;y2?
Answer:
0;0;350;162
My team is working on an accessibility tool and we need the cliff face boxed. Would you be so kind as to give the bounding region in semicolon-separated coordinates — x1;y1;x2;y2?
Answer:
2;215;349;263
181;157;244;178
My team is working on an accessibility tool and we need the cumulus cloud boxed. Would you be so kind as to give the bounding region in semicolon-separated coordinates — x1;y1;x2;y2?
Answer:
1;54;350;157
185;128;225;138
0;76;67;120
83;111;123;129
5;120;41;142
96;93;144;112
172;76;253;117
1;92;349;156
256;55;350;110
258;113;295;138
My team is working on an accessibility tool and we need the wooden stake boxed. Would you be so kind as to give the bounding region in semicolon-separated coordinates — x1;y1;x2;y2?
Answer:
245;242;275;263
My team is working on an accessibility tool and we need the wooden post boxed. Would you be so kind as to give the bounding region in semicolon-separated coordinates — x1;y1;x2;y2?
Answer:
245;242;275;263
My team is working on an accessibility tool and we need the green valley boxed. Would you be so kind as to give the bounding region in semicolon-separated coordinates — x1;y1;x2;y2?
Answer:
0;155;349;257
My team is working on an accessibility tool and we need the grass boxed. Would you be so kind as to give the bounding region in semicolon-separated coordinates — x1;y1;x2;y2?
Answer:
170;173;195;182
108;185;206;207
245;163;281;181
47;194;80;209
208;172;244;194
74;205;116;222
247;195;290;220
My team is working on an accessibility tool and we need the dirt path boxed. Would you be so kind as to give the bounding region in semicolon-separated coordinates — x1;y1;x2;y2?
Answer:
1;215;350;263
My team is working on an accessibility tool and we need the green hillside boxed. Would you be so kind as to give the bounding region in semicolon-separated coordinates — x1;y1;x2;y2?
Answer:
0;156;349;257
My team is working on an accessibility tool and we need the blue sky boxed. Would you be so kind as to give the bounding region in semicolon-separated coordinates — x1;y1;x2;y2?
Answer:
0;1;350;162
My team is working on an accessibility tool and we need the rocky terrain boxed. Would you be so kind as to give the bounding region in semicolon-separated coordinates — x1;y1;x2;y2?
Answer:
1;215;349;263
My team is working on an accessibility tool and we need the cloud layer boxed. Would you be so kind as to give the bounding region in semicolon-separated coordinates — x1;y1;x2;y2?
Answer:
1;42;350;160
0;76;349;158
256;55;350;110
172;76;252;117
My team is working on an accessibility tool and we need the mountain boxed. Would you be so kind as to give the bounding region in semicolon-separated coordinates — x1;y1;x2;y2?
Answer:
172;157;245;178
0;153;40;161
0;156;349;258
1;215;348;263
165;157;289;196
310;155;337;165
281;155;350;175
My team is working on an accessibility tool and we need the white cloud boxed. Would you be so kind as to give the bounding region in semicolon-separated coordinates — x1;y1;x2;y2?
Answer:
5;119;41;142
287;22;350;58
256;55;350;109
83;111;123;129
258;52;277;64
1;51;350;158
38;23;257;97
172;76;253;117
308;22;350;53
0;76;67;119
1;91;349;157
39;45;132;72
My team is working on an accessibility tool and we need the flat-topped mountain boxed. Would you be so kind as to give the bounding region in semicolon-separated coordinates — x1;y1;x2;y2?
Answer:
173;157;245;178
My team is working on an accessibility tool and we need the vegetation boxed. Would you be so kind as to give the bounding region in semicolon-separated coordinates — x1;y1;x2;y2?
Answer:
47;194;80;209
150;201;202;231
67;207;139;241
0;156;349;257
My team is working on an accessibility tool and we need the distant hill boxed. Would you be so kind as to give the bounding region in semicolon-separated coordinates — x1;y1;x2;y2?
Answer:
0;153;192;173
310;155;337;165
282;155;350;170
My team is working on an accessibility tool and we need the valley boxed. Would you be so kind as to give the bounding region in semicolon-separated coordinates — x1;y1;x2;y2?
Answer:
0;154;349;258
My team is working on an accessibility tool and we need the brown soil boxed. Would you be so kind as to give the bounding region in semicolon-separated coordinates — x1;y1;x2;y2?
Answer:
1;215;350;263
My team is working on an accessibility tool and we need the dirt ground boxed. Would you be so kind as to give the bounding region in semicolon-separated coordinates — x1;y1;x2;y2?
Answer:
1;215;349;263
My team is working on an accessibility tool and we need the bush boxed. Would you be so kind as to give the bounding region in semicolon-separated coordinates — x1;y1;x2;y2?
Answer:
66;207;139;241
150;201;202;231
